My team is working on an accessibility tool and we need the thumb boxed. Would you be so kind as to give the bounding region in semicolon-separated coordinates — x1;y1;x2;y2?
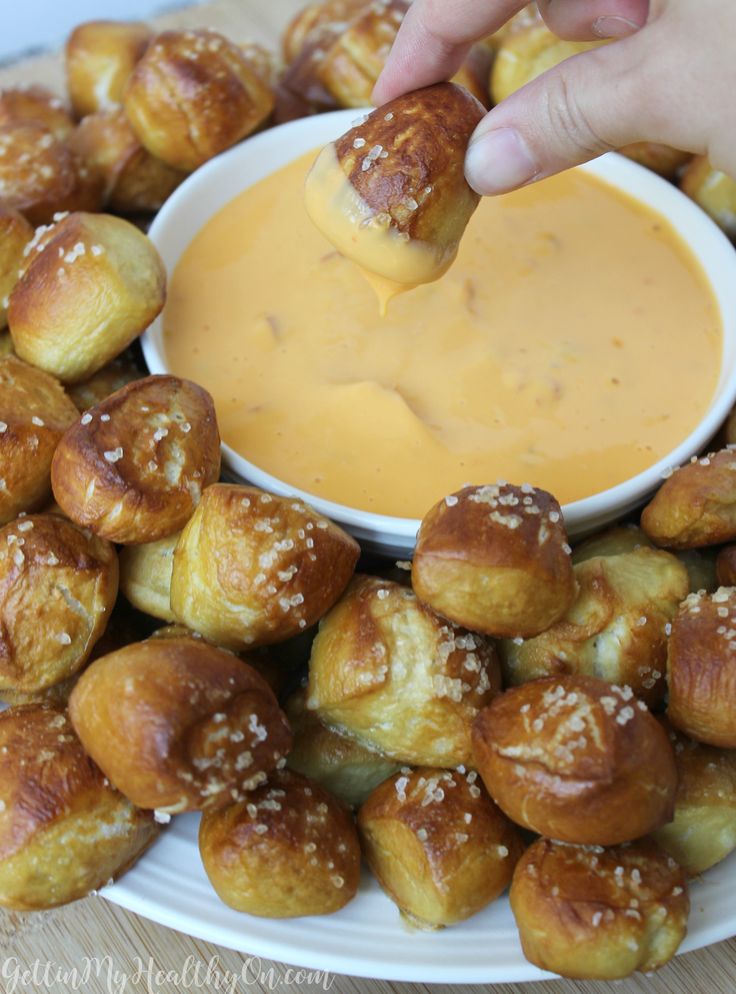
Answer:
465;31;658;195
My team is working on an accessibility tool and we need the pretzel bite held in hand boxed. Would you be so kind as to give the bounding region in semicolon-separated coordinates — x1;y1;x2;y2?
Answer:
170;484;359;649
0;355;79;524
69;108;186;213
123;30;275;173
0;85;74;141
510;838;689;980
0;705;157;910
66;20;152;117
51;375;219;544
0;513;117;698
69;635;292;812
681;157;736;240
306;575;500;766
358;767;523;928
501;547;689;707
119;532;178;622
67;351;141;411
285;688;401;807
641;449;736;548
199;769;360;917
413;483;576;639
472;676;677;845
0;208;33;328
667;588;736;747
305;83;484;307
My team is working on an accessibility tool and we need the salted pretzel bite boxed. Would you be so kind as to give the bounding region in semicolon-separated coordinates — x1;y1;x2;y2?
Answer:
305;83;485;306
681;156;736;240
653;719;736;875
510;838;689;980
667;588;736;747
66;20;152;117
0;513;117;698
306;575;501;766
170;484;359;649
281;0;369;64
0;705;157;911
472;675;677;845
123;29;275;173
641;449;736;548
69;108;185;213
200;768;360;918
0;122;101;225
119;532;178;622
0;355;79;524
358;767;524;928
285;688;401;807
0;208;33;328
0;85;74;141
413;483;576;639
51;375;220;544
69;635;292;813
501;547;689;707
67;351;141;411
8;212;165;383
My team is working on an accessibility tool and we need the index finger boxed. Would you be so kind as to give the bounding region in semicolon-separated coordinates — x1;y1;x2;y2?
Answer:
373;0;528;105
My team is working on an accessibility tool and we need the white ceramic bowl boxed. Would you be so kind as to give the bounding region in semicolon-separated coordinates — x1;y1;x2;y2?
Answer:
142;110;736;557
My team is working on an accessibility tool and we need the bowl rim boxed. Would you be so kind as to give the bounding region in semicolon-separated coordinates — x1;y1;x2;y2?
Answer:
142;109;736;544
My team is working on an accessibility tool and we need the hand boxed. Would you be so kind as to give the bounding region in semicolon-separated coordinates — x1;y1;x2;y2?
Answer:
373;0;736;195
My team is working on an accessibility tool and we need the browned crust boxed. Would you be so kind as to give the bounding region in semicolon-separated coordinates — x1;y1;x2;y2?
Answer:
0;207;33;325
0;85;74;142
67;351;141;411
472;675;677;845
65;20;153;118
281;0;369;64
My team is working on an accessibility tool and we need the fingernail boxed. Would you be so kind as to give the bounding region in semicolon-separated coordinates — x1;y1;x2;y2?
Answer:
592;14;642;38
465;128;539;195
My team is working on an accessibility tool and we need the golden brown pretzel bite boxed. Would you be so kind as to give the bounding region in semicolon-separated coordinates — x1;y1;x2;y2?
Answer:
413;483;576;639
0;513;118;698
0;704;157;910
306;575;501;766
119;532;178;622
0;355;79;524
65;20;152;118
51;375;220;544
305;82;485;303
123;29;275;172
282;0;369;64
0;207;33;329
472;675;677;845
69;635;292;813
9;212;165;383
0;85;74;141
358;767;524;927
170;483;359;649
510;838;689;980
67;351;141;411
199;769;360;918
666;587;736;747
491;23;603;104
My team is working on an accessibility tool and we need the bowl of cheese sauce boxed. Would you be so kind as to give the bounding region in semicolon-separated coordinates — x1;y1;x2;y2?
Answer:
142;110;736;556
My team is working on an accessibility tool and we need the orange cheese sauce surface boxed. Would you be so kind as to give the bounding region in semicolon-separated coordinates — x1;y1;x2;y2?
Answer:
163;149;722;518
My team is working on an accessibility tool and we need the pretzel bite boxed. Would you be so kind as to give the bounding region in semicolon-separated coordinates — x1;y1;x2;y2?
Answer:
620;143;691;180
69;108;185;213
491;24;604;104
0;208;33;328
413;483;576;639
170;483;359;649
239;42;282;90
0;122;102;225
200;769;359;917
510;838;688;980
473;675;677;845
0;705;157;910
274;41;340;124
0;355;79;523
573;524;653;563
119;532;178;622
67;351;141;411
358;767;523;928
285;688;401;807
452;45;494;108
123;29;275;173
681;156;736;240
9;212;165;382
66;20;152;118
306;575;501;766
281;0;369;64
717;545;736;586
667;588;736;747
69;635;292;812
482;4;542;51
501;547;689;706
305;83;485;307
0;85;74;141
641;449;736;548
51;375;220;544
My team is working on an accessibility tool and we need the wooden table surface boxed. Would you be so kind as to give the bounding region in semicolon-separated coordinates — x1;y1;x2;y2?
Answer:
1;0;734;990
